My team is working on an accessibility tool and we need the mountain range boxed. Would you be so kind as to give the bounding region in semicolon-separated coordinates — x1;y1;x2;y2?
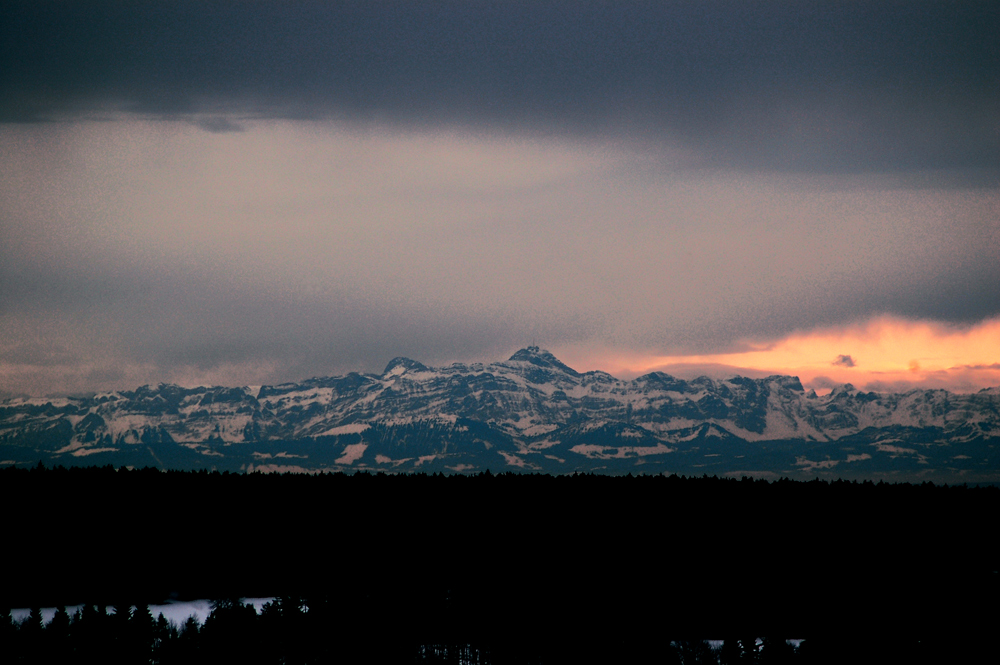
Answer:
2;347;998;481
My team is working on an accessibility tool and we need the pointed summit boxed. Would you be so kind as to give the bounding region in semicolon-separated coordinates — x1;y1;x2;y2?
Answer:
383;357;429;375
507;346;580;376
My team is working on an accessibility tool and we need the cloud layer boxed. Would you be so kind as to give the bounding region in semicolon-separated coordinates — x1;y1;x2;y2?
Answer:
3;2;999;174
2;3;998;395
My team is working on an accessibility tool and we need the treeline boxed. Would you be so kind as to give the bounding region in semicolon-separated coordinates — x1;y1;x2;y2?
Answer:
2;465;997;648
0;599;975;664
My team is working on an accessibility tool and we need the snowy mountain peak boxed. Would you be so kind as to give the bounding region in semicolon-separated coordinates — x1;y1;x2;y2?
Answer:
383;357;430;376
766;375;805;392
2;347;998;480
507;346;580;376
830;383;857;396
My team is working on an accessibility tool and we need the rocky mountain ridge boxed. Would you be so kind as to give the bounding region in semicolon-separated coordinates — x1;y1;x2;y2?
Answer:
2;347;998;480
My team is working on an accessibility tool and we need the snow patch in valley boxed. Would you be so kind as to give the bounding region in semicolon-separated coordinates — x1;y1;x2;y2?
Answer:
246;464;319;474
373;415;458;427
317;422;370;437
335;443;368;465
569;443;674;459
514;422;558;436
252;451;307;460
179;443;224;457
55;440;85;454
498;451;529;467
794;457;840;471
675;429;704;442
527;438;561;450
375;454;413;467
635;420;698;434
873;443;917;455
71;447;118;457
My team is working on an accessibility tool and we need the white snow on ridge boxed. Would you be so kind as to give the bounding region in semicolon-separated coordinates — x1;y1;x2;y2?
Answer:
4;348;1000;460
55;440;85;454
414;454;440;467
498;451;529;468
518;423;558;436
246;464;319;474
569;443;674;459
317;422;370;437
5;397;74;408
794;457;840;471
335;443;368;465
71;447;118;457
873;443;918;455
526;438;561;450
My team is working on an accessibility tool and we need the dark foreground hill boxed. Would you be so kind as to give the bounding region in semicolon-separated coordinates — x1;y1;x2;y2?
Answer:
2;347;999;482
3;466;997;648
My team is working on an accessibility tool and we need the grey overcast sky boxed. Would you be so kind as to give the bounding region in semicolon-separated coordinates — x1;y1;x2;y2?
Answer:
2;1;999;395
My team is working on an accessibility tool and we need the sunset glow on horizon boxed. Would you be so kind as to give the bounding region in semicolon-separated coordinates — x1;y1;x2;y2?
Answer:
563;316;1000;394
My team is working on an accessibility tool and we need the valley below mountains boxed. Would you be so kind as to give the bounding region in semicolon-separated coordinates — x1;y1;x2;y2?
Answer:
2;347;998;482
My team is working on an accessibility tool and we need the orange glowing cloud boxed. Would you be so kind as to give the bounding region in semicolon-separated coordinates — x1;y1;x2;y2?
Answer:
561;316;1000;394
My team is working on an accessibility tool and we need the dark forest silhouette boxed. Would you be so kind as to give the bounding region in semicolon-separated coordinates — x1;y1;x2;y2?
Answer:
0;600;779;664
1;465;997;662
2;600;984;664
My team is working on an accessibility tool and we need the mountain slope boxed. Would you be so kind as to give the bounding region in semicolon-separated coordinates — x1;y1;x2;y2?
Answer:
2;347;998;480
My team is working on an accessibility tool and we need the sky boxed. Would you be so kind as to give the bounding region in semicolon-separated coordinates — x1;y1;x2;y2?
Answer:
2;1;999;397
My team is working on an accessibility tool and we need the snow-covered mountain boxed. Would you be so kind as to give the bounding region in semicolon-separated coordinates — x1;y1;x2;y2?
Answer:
2;347;998;481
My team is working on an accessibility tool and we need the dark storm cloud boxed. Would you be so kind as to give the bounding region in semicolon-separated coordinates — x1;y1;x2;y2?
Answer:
833;355;855;368
3;1;998;174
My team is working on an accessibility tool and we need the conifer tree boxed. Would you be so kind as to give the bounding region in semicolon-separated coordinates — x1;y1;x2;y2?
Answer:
720;639;742;665
759;637;795;665
130;603;155;661
0;608;19;662
47;606;71;662
739;637;759;664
